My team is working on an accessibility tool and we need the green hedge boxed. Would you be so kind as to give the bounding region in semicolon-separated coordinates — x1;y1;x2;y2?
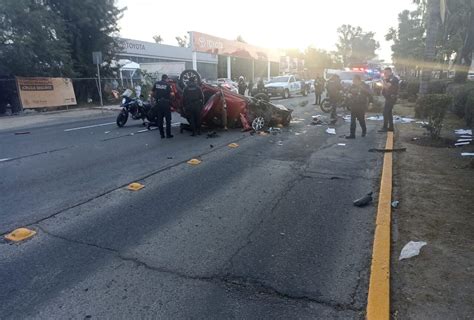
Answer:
416;94;452;139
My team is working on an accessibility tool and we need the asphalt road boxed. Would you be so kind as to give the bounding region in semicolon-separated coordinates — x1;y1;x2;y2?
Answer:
0;93;385;319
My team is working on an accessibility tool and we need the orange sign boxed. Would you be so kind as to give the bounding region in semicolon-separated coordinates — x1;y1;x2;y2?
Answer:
17;77;77;109
190;31;281;62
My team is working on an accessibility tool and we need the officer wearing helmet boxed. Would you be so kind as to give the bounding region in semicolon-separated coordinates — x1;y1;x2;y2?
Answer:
183;76;204;136
151;74;174;138
237;76;247;95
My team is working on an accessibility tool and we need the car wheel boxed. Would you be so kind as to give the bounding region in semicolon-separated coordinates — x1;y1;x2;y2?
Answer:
282;89;290;99
320;99;332;113
302;88;308;96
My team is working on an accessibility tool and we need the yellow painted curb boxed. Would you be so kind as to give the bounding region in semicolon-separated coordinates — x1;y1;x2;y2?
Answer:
5;228;37;242
127;182;144;191
367;131;393;320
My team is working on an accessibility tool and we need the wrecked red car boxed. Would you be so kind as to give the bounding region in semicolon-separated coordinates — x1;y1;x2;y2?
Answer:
169;70;292;131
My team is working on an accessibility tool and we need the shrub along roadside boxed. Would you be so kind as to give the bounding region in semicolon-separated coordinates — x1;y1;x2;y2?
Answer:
416;94;452;139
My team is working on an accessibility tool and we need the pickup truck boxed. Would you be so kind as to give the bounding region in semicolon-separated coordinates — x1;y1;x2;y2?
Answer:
265;75;308;99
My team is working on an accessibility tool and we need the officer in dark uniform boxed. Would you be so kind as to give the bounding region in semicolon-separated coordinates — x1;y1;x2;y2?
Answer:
182;77;204;136
237;76;247;95
313;74;325;105
346;75;372;139
151;74;173;138
256;78;265;93
379;67;399;132
326;74;343;121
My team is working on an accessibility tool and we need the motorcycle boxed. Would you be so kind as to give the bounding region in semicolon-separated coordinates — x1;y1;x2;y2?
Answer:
320;90;351;113
116;89;154;127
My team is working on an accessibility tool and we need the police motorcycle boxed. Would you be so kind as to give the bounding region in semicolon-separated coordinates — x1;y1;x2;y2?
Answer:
116;89;154;127
320;89;351;113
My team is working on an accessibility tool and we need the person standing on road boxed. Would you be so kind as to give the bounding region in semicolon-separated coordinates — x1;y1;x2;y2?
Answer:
151;74;174;139
313;75;325;105
346;75;372;139
247;79;254;96
379;67;399;132
183;77;204;136
256;78;265;94
237;76;247;95
326;74;343;122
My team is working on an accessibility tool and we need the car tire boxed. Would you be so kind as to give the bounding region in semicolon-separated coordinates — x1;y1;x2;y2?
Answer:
320;99;332;113
282;89;290;99
178;69;201;91
302;88;308;96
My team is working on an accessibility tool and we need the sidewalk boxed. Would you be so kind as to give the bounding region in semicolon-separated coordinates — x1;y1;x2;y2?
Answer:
391;107;474;319
0;107;119;131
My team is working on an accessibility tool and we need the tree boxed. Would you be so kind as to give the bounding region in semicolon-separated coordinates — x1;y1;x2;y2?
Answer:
419;0;441;94
0;0;73;77
335;25;379;67
153;35;163;43
236;35;246;43
176;35;188;47
385;9;425;77
304;47;342;74
46;0;125;77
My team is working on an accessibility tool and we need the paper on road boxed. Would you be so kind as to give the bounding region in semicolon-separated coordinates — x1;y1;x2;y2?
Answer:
326;128;336;135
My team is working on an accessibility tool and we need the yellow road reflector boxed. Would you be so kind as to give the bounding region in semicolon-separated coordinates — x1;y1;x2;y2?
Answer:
228;143;239;148
127;182;145;191
187;158;202;165
5;228;37;242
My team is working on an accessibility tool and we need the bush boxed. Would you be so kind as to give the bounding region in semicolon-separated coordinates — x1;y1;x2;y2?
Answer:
447;82;474;120
465;91;474;127
416;94;452;139
400;79;449;101
427;80;449;94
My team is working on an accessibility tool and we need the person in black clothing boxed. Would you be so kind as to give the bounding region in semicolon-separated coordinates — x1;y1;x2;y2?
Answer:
346;75;372;139
256;78;265;93
237;76;247;95
379;67;399;132
326;74;343;122
313;75;325;105
183;77;204;136
151;74;174;138
247;79;254;96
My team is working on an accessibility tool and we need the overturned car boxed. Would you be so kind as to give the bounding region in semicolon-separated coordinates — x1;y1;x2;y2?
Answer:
169;70;293;131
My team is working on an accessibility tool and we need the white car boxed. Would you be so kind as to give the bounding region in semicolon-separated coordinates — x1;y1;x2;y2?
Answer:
265;75;307;99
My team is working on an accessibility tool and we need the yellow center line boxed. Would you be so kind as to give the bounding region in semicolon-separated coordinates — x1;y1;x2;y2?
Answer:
367;131;393;320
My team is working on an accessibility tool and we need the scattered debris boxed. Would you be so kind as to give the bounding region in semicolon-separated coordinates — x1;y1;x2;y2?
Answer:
337;143;346;146
461;153;474;157
268;127;282;135
399;241;427;260
367;115;415;123
455;142;470;147
104;131;111;134
228;143;239;148
411;137;419;141
454;129;472;136
210;145;214;148
5;227;37;242
299;100;309;107
326;128;336;135
353;192;373;207
295;132;301;136
277;141;283;146
167;156;173;159
342;115;351;123
457;139;472;142
207;131;218;139
258;132;269;136
127;182;144;191
392;200;400;208
14;131;31;135
187;158;202;165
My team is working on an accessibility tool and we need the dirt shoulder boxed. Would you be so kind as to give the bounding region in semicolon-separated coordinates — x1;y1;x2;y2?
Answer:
391;104;474;319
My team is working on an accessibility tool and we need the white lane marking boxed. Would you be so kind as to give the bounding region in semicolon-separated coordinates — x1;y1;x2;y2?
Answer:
0;158;11;162
64;122;115;132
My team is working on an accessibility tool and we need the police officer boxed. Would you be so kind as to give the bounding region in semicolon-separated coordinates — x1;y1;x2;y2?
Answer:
237;76;247;95
313;74;325;105
183;76;204;136
256;78;265;93
379;67;399;132
346;75;372;139
326;74;343;122
151;74;173;139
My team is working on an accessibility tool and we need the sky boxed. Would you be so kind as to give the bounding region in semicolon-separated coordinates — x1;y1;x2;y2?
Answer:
117;0;416;62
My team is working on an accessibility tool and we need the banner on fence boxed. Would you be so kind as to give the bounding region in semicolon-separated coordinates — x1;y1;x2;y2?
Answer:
16;77;77;109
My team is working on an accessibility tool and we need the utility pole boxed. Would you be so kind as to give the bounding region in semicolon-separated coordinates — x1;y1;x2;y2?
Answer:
419;0;441;95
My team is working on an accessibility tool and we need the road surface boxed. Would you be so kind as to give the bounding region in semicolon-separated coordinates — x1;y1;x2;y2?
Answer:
0;94;385;319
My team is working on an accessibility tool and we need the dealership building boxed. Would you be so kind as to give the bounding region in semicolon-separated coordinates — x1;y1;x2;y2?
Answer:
117;31;282;81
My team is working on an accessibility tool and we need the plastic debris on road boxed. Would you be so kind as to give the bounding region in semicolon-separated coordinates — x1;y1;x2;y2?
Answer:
277;141;283;146
228;143;239;148
367;115;415;123
326;128;336;135
343;115;351;123
127;182;144;191
258;132;269;136
5;228;37;242
461;153;474;157
14;131;31;135
454;129;472;136
455;142;471;146
399;241;427;260
392;200;400;208
337;143;346;146
353;192;373;207
187;158;202;165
